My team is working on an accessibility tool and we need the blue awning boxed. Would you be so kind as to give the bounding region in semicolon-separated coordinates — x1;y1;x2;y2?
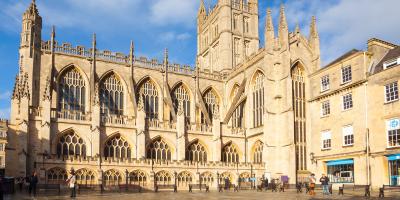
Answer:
326;159;354;166
386;154;400;161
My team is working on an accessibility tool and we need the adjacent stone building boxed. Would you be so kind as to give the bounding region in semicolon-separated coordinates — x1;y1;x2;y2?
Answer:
6;0;400;189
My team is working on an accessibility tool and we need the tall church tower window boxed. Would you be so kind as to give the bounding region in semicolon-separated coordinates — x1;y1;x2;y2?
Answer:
138;79;159;120
58;67;86;120
252;71;264;127
100;73;124;116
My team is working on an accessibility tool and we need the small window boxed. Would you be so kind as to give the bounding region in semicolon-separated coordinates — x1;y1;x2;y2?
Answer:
244;17;250;33
385;82;399;103
341;66;352;84
321;75;330;92
343;125;354;146
321;101;330;117
321;131;331;150
387;118;400;147
342;93;353;110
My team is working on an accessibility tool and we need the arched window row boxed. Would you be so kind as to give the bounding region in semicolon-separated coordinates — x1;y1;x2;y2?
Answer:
76;168;97;186
104;134;131;159
47;167;68;184
177;171;193;187
155;170;173;186
186;141;207;163
104;169;123;186
129;170;147;186
222;143;240;163
146;138;172;161
56;131;86;158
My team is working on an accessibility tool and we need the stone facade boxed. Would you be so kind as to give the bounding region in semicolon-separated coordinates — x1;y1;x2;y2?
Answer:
5;0;400;190
0;120;7;176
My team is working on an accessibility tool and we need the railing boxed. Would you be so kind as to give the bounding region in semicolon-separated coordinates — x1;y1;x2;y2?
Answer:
41;40;227;81
231;127;245;135
146;118;160;128
51;109;87;121
29;106;42;117
101;114;133;126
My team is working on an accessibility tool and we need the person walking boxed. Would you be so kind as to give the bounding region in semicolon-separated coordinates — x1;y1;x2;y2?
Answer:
66;169;76;198
28;171;38;197
320;174;330;195
309;173;316;195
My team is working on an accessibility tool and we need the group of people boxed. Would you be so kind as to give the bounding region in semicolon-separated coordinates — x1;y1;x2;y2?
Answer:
16;168;77;198
308;173;331;195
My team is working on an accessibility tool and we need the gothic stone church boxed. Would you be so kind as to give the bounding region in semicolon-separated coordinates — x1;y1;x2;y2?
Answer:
7;0;400;189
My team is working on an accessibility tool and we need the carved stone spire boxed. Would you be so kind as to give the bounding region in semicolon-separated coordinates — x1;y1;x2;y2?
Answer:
265;8;275;51
278;4;289;49
129;40;135;64
12;75;20;100
93;83;99;106
295;23;300;34
177;100;184;116
309;16;319;40
42;76;51;101
20;72;30;99
137;95;144;111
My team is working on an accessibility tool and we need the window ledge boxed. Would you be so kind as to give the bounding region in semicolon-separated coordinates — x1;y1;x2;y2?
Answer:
384;99;399;105
386;146;400;150
341;81;352;86
342;144;354;148
321;148;331;151
321;115;330;119
342;108;353;112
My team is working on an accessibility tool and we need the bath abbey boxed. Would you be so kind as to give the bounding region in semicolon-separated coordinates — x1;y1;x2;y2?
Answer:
6;0;400;190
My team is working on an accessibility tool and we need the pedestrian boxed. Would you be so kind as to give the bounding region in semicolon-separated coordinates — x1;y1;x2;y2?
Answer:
29;171;38;197
17;177;23;192
309;173;316;195
264;177;269;190
320;174;330;195
66;168;76;198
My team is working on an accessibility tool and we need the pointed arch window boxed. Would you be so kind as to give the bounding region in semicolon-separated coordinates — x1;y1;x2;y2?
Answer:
292;64;307;171
171;83;190;122
230;85;245;130
58;67;86;118
155;170;173;186
177;171;193;187
200;172;214;185
56;131;86;158
76;168;96;186
104;134;131;159
222;143;239;163
147;137;172;161
47;167;68;184
253;141;263;164
129;170;147;186
100;73;124;116
104;169;123;186
253;71;264;127
138;79;159;120
186;141;207;163
201;89;219;124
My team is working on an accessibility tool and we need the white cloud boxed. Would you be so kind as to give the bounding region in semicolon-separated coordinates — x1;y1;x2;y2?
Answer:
280;0;400;65
150;0;198;27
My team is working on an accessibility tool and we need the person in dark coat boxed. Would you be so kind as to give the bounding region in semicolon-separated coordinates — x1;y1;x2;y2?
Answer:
29;172;38;197
264;177;269;190
320;174;330;195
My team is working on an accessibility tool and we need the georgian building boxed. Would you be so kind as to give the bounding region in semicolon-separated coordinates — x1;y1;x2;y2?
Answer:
6;0;400;189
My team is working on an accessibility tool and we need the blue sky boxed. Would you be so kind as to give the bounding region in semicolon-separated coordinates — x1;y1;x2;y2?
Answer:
0;0;399;119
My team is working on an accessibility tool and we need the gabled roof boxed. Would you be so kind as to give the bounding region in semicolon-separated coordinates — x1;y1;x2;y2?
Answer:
373;46;400;74
323;49;361;69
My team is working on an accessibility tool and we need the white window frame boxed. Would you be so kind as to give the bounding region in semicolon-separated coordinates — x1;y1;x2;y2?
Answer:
383;57;400;70
321;100;330;117
343;125;354;146
387;118;400;148
385;82;399;103
321;75;330;92
342;93;353;111
341;65;352;84
321;130;332;150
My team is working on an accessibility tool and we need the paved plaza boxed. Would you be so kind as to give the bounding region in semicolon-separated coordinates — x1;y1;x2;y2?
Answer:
4;190;400;200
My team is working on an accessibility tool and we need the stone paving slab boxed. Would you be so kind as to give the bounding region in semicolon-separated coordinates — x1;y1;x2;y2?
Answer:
5;190;400;200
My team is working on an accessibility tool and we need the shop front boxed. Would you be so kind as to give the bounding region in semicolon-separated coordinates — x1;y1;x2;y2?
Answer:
387;154;400;186
326;159;354;183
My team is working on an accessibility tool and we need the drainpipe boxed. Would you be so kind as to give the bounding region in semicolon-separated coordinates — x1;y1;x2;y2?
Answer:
363;51;371;186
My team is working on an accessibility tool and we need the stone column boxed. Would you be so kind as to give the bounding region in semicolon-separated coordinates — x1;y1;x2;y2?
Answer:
136;96;146;159
212;106;222;162
91;83;101;157
41;92;51;155
176;101;186;161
